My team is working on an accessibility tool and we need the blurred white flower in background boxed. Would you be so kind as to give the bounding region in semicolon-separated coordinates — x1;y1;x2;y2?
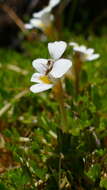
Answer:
25;0;61;32
30;41;72;93
69;42;100;61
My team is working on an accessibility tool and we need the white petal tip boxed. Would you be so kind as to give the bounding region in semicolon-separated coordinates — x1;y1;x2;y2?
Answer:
48;41;67;60
30;84;53;93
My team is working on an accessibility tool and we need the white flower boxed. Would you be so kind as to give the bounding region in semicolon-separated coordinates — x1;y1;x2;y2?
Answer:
30;14;54;31
30;41;72;93
69;42;100;61
25;0;61;32
25;11;53;31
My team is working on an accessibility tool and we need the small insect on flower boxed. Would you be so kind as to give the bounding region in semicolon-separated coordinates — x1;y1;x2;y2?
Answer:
25;0;61;33
30;41;72;93
69;42;100;61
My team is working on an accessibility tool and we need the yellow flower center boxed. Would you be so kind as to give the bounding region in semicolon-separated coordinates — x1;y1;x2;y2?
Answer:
40;76;51;84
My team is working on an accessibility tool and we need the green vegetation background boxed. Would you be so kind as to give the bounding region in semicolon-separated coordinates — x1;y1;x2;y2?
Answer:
0;32;107;189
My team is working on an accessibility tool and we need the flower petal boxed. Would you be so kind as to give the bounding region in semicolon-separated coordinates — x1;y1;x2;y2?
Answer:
31;73;44;83
30;83;53;93
25;23;33;29
33;6;51;18
48;41;67;60
30;18;43;30
86;48;94;55
50;58;72;78
87;54;100;61
32;59;48;74
73;45;86;53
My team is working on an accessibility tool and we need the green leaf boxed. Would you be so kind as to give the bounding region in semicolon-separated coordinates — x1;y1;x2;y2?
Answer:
91;86;101;109
100;177;107;189
0;183;8;190
86;164;101;182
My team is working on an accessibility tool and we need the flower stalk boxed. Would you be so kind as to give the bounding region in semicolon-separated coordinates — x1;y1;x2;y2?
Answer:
53;80;68;133
73;52;83;94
